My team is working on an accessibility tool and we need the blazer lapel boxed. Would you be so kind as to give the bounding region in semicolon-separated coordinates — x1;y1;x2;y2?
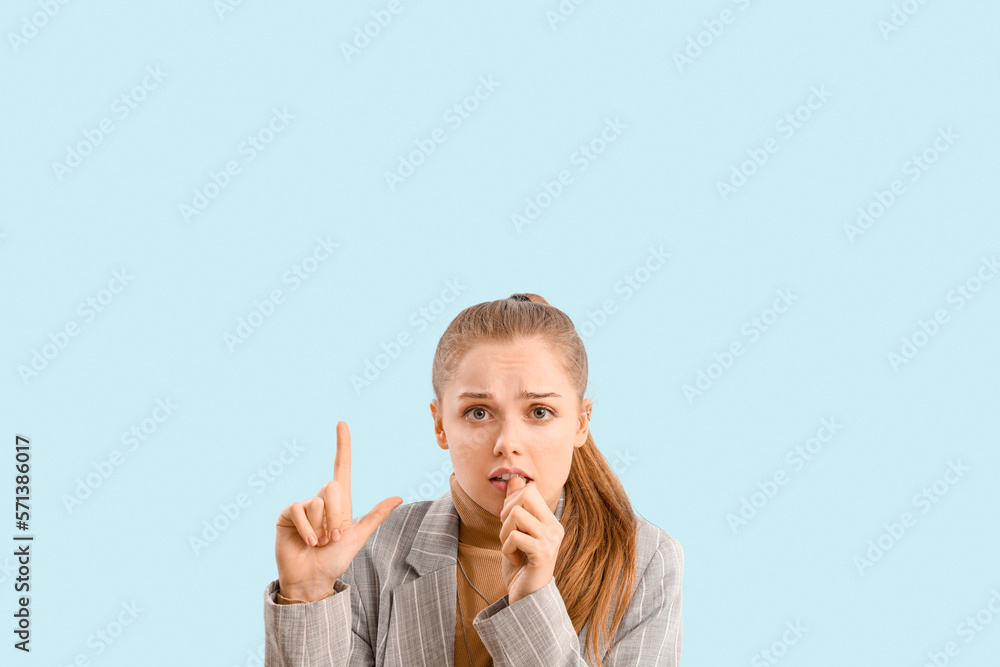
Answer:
383;492;460;667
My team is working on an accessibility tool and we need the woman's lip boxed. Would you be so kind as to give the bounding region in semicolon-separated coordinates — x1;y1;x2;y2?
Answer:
489;476;533;491
489;467;533;479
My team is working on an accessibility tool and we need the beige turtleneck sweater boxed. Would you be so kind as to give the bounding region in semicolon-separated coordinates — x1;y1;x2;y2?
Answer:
449;471;507;667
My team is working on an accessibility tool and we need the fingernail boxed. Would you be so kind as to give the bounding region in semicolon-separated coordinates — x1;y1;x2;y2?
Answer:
308;534;317;547
332;529;341;541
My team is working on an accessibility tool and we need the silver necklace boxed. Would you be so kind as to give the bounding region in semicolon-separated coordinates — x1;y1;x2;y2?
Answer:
456;553;491;666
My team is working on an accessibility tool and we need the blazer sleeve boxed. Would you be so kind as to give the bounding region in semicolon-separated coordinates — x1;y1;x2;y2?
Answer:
472;533;683;666
263;572;376;667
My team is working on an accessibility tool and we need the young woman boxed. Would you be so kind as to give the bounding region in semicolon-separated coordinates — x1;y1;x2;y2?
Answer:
263;293;684;666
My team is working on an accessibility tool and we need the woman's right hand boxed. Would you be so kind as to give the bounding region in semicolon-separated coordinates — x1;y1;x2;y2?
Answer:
275;421;403;602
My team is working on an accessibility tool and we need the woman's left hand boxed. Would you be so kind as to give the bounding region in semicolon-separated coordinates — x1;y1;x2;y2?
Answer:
499;476;565;605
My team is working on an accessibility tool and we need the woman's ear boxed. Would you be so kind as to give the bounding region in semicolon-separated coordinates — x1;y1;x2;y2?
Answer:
430;399;448;449
574;399;592;448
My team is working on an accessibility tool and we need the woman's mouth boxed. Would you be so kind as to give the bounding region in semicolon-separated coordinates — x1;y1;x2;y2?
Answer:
490;473;532;492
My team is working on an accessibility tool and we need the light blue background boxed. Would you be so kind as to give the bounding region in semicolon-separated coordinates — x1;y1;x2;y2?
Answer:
1;1;998;665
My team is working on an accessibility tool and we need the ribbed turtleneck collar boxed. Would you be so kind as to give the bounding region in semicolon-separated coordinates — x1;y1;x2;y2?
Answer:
449;472;503;549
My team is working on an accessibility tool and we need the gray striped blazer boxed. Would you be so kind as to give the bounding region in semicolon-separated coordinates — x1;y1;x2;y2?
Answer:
263;484;683;666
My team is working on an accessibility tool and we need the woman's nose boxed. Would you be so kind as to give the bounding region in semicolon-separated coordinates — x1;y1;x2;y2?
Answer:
493;420;523;455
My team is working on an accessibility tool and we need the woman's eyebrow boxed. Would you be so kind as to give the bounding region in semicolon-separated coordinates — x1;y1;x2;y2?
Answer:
456;390;562;400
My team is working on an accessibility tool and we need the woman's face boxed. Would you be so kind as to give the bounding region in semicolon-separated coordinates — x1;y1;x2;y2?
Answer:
430;337;592;517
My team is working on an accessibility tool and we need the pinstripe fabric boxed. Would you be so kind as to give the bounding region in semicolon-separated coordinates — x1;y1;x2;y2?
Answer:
264;485;683;666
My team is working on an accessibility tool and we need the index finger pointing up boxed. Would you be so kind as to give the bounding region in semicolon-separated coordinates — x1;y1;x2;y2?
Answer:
334;421;352;502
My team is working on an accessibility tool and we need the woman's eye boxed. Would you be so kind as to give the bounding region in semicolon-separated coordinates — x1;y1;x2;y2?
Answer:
532;407;552;419
464;407;553;421
467;408;488;421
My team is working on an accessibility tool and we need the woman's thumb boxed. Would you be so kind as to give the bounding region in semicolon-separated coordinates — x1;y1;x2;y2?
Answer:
355;496;403;541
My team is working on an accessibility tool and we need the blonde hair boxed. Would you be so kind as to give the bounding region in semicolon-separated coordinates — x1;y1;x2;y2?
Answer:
432;293;637;666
